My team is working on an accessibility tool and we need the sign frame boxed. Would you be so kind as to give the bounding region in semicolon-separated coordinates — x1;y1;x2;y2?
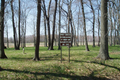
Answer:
60;33;71;63
60;33;71;46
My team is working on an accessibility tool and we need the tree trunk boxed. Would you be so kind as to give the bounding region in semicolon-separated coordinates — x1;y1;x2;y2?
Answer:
118;1;120;45
68;7;70;33
71;23;73;47
109;3;113;46
70;10;73;47
113;9;117;46
98;6;100;47
97;0;110;60
89;0;95;47
80;0;89;51
58;0;61;50
11;0;17;50
44;14;47;47
55;26;57;46
6;25;9;48
77;11;80;46
47;17;51;50
82;35;84;45
33;0;41;61
24;18;26;47
50;0;57;50
17;0;21;49
42;0;52;50
73;15;76;46
113;30;116;46
67;0;71;33
47;0;52;50
33;19;36;47
0;0;7;58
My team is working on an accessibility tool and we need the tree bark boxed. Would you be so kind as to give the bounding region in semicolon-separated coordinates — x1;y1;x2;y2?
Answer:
77;11;79;46
33;0;41;61
11;0;17;50
6;25;9;48
98;6;100;47
24;17;26;47
97;0;110;60
67;0;72;33
109;3;113;46
17;0;21;49
117;1;120;45
89;0;95;47
73;16;76;46
42;0;52;50
55;26;57;46
113;30;116;46
44;14;47;47
33;19;36;47
58;0;61;50
0;0;7;58
10;0;20;50
50;0;57;50
80;0;89;51
47;0;52;50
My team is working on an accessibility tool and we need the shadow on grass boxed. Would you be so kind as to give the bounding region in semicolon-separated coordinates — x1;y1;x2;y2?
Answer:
7;54;60;61
72;60;120;71
40;54;60;61
1;69;110;80
8;57;33;61
110;57;120;60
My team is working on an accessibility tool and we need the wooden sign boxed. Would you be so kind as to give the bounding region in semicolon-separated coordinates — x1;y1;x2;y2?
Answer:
60;33;71;46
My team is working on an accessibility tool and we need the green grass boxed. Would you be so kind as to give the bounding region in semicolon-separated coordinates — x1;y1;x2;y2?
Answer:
0;45;120;80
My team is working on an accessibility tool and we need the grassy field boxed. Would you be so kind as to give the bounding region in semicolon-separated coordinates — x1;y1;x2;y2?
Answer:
0;45;120;80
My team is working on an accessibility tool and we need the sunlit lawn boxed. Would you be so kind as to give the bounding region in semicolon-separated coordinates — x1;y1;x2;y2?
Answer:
0;45;120;80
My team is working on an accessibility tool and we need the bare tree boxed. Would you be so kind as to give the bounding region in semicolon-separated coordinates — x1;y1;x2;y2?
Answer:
97;0;100;46
50;0;58;50
43;12;47;47
42;0;52;50
109;0;120;45
10;0;21;50
109;2;113;46
33;0;41;61
18;0;21;48
4;20;9;48
58;0;61;50
6;24;9;48
80;0;89;51
88;0;95;47
97;0;110;60
33;19;36;47
116;0;120;45
10;0;17;49
0;0;7;58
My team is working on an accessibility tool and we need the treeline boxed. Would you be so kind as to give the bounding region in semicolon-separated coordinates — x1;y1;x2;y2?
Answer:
4;35;102;43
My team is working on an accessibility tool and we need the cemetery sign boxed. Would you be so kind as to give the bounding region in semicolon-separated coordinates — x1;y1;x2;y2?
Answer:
60;33;71;46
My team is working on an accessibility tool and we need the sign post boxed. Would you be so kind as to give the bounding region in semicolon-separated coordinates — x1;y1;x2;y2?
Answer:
61;46;62;63
60;33;71;63
69;46;70;63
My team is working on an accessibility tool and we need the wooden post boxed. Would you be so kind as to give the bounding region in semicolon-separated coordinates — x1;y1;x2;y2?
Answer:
68;46;70;63
61;46;62;63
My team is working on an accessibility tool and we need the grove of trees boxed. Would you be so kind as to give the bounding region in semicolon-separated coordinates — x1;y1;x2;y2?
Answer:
0;0;120;60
